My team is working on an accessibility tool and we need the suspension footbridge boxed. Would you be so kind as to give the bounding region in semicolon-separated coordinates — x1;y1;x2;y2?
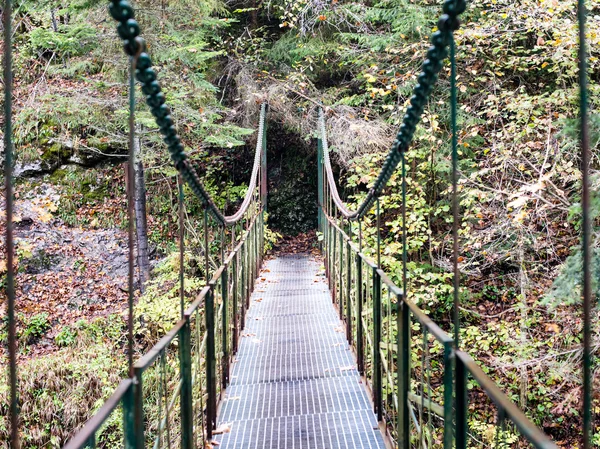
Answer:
2;0;595;448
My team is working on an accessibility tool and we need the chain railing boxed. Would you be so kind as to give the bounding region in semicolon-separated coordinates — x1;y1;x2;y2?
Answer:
2;0;594;447
317;0;573;445
59;1;269;446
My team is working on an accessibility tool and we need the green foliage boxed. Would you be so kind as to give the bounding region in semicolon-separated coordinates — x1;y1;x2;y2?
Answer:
22;313;51;344
29;24;98;59
544;247;600;306
264;222;282;252
54;326;78;347
136;251;206;341
0;342;125;447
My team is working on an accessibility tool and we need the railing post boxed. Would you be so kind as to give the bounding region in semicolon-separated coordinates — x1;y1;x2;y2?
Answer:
221;265;229;389
232;252;239;353
122;380;136;449
338;228;344;319
254;219;259;278
373;267;382;420
443;342;454;449
317;139;323;232
133;369;144;449
345;238;352;343
397;298;409;449
356;253;364;374
456;354;468;449
241;239;247;331
332;225;337;303
261;106;268;213
179;320;194;449
205;288;217;439
324;218;330;281
245;231;250;309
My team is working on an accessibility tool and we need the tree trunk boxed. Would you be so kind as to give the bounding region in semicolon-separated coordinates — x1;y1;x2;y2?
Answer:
134;131;150;291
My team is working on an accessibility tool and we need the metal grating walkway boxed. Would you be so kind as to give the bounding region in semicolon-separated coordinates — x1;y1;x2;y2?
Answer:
214;255;387;449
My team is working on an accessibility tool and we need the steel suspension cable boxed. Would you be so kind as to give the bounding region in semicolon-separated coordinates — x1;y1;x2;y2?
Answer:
108;0;266;227
3;0;20;446
318;0;466;221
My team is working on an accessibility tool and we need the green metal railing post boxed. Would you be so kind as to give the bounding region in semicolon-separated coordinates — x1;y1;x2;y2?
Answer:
397;297;409;449
221;265;229;389
373;267;382;420
356;253;364;374
261;107;268;214
245;226;250;308
443;342;454;449
254;220;259;279
345;238;352;344
232;253;239;353
123;382;136;449
317;140;324;232
241;239;247;331
133;369;145;449
339;228;344;318
456;356;468;449
205;288;217;438
325;218;330;281
332;224;337;303
179;321;194;449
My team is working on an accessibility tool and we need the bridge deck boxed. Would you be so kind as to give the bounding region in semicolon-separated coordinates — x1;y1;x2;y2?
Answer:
214;254;387;449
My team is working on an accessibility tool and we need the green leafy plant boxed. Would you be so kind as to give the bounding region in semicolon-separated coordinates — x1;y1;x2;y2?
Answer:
55;326;78;347
22;313;51;344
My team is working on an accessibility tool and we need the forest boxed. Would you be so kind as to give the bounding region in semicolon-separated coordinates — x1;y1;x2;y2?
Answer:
0;0;599;447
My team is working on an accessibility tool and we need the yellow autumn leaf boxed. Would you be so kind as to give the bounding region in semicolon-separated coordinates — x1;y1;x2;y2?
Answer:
0;260;7;274
17;241;33;259
45;201;58;212
37;210;53;223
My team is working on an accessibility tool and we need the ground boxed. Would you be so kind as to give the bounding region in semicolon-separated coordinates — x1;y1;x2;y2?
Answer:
0;178;130;359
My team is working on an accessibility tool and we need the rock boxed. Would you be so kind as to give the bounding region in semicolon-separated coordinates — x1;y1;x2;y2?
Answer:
14;161;45;178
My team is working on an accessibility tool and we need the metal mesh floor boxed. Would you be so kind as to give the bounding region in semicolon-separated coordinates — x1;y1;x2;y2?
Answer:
214;255;386;448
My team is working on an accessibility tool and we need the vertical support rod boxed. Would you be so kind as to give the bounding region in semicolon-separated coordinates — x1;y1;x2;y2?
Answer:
442;343;454;449
204;209;210;285
3;1;19;446
345;237;352;344
133;368;145;449
126;56;137;380
397;297;409;449
356;253;364;374
179;176;185;318
261;104;268;212
317;137;324;232
205;288;217;439
578;1;592;447
232;252;239;353
240;236;246;332
376;198;381;269
179;322;194;449
373;267;382;420
401;152;408;302
123;382;136;449
339;227;344;319
221;266;229;388
450;33;460;347
332;223;337;303
455;354;468;449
